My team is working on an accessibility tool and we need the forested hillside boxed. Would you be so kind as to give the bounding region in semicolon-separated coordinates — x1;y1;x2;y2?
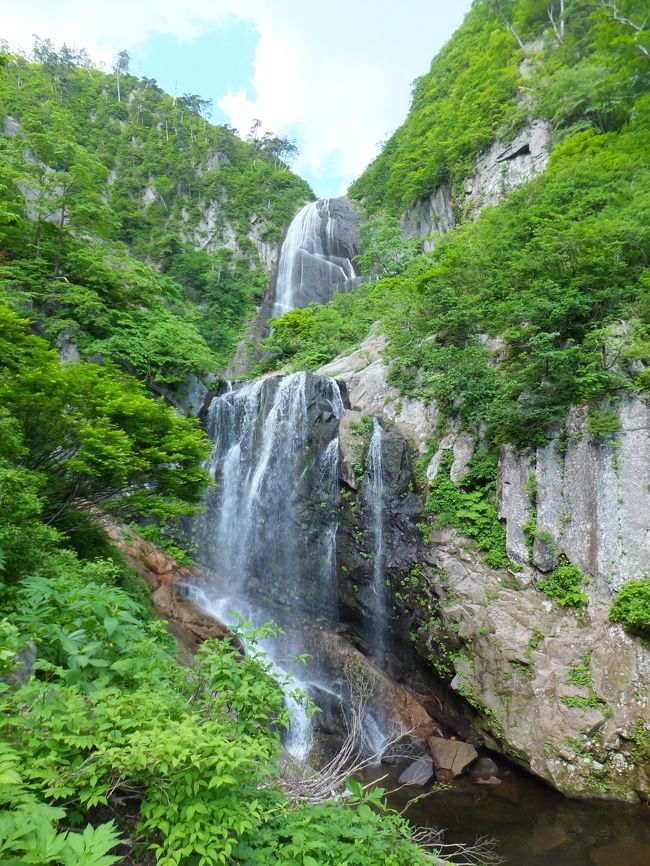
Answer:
2;1;650;863
265;0;650;449
0;42;311;380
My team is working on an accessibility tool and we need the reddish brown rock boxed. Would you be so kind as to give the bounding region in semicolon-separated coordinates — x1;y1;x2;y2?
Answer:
96;514;232;658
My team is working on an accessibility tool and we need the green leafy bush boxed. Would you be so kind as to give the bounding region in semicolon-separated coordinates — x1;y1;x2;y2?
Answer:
425;452;512;569
610;578;650;639
538;561;590;608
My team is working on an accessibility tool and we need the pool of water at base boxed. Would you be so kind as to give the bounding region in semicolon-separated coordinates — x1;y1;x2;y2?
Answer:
361;761;650;866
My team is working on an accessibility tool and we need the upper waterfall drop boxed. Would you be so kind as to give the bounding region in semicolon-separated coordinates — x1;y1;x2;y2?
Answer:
225;196;360;377
272;198;359;314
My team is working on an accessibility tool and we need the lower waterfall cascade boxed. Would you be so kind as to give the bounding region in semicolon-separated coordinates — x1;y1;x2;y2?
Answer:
196;371;348;756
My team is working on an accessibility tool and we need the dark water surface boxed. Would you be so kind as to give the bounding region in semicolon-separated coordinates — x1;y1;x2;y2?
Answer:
363;762;650;866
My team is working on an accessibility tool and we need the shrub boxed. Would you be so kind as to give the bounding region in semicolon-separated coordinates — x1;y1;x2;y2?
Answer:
610;578;650;640
538;561;590;608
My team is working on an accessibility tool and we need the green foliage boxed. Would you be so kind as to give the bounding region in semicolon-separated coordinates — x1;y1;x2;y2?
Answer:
0;549;431;866
538;560;590;607
610;578;650;639
0;302;211;534
561;654;601;709
425;451;512;568
0;45;311;380
351;0;650;216
355;211;421;276
232;790;429;866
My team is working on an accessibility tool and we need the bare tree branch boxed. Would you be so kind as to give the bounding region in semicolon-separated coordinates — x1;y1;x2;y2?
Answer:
489;1;526;51
601;1;650;62
548;0;565;44
412;827;504;866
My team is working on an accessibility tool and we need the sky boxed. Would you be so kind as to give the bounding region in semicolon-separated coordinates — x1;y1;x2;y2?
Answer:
0;0;473;196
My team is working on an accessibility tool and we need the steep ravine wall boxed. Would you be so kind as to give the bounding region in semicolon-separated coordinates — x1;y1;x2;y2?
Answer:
401;118;551;248
318;330;650;803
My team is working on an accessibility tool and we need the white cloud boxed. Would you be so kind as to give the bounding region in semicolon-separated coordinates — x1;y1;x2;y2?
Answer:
217;0;471;193
0;0;233;64
0;0;471;194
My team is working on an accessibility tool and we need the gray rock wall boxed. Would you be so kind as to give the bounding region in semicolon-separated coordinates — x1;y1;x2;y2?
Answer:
412;529;650;801
319;333;650;801
497;396;650;602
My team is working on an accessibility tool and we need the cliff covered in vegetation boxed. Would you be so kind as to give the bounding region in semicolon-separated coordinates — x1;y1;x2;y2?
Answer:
1;1;650;862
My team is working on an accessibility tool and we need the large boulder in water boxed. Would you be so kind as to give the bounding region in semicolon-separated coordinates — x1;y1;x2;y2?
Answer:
428;736;478;779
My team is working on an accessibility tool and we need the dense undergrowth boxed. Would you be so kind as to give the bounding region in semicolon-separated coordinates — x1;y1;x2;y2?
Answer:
0;563;433;865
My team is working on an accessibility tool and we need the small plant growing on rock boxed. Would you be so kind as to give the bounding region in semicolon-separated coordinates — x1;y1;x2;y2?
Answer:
538;560;589;608
610;578;650;643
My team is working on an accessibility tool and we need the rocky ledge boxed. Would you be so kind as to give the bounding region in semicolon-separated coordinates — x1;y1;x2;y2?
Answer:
319;329;650;802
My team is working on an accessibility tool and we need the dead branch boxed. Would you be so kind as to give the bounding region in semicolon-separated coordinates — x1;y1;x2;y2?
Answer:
601;1;650;62
548;0;565;44
412;827;504;866
277;657;412;805
489;1;526;51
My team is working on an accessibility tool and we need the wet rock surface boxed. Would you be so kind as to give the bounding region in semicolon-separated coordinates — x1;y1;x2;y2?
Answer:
398;755;435;786
102;518;232;660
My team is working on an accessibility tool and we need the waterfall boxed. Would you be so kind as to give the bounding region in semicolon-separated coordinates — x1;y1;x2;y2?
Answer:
366;417;386;666
197;372;345;757
273;199;357;314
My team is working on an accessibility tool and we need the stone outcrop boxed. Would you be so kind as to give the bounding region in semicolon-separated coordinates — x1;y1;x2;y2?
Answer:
463;118;551;219
409;528;650;801
497;397;650;599
401;119;551;244
318;325;439;453
102;519;231;658
318;631;437;743
401;183;455;251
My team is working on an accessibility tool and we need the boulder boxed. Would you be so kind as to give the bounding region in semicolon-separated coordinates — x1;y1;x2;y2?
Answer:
381;735;428;766
398;756;435;786
468;756;499;779
428;737;478;778
318;631;437;742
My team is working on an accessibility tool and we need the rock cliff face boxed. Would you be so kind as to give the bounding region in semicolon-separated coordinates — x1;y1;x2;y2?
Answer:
498;399;650;596
318;330;650;802
401;119;551;247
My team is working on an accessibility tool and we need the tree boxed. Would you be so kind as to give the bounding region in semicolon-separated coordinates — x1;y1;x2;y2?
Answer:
177;92;213;119
547;0;565;44
0;302;211;526
487;0;526;50
112;49;129;102
600;1;650;63
355;212;420;277
259;132;299;166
